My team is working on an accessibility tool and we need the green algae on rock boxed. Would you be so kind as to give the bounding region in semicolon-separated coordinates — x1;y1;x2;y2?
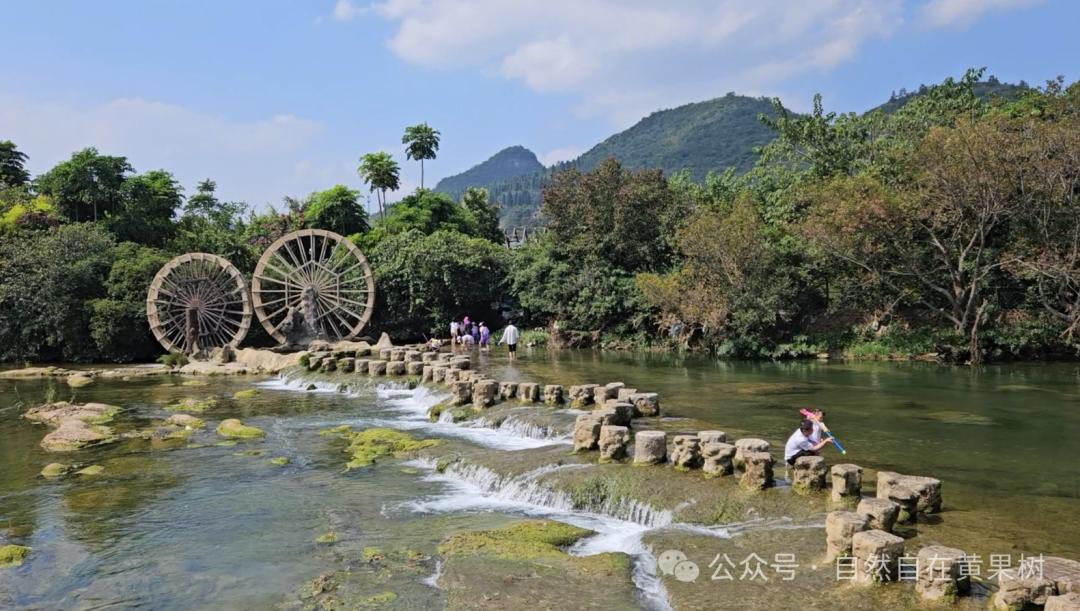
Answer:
0;544;31;568
40;463;70;478
165;397;218;413
233;389;260;399
342;428;441;470
164;413;205;429
76;464;105;476
216;418;265;439
269;456;289;466
315;532;340;544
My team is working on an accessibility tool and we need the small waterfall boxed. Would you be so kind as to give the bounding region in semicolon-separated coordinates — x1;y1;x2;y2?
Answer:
467;415;571;443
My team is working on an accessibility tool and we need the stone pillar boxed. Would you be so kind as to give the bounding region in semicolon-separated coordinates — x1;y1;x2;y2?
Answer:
354;358;371;374
628;392;661;417
450;381;472;406
831;464;863;503
916;545;970;601
368;360;387;376
633;431;666;465
1046;593;1080;611
573;414;602;452
431;366;447;383
436;352;452;364
517;382;540;403
421;352;437;364
421;365;433;383
543;384;564;406
597;382;623;404
444;369;460;384
825;510;869;561
702;441;736;477
852;530;905;583
616;387;638;403
733;438;770;469
390;348;406;362
498;382;518;401
387;361;407;376
698;430;727;445
598;425;629;462
792;455;827;494
472;380;498;408
338;357;355;373
379;347;393;361
449;356;471;370
320;357;337;373
406;361;424;375
595;403;632;427
567;384;598;408
670;435;702;471
857;498;900;533
739;451;774;490
404;350;422;363
877;471;942;517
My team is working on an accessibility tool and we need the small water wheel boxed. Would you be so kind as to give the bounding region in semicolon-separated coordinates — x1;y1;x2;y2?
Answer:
146;253;253;355
251;229;375;345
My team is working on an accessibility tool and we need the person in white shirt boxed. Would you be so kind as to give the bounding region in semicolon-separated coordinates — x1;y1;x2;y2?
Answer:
449;320;459;347
784;418;834;466
497;322;520;361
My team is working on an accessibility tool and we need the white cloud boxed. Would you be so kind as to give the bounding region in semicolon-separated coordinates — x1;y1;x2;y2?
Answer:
332;0;366;22
920;0;1041;28
540;146;584;166
0;92;361;209
361;0;906;125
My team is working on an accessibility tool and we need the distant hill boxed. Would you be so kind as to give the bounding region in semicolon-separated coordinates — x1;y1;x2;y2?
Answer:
872;79;1029;114
434;145;544;202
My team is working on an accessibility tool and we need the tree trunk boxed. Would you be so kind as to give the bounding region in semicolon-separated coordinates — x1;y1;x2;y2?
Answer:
420;159;425;189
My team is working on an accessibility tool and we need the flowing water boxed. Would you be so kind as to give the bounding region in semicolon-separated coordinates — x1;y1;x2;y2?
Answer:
1;349;1078;609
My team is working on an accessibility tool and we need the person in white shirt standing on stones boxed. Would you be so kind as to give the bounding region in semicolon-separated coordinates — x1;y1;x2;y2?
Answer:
783;418;834;466
449;320;460;348
497;322;520;362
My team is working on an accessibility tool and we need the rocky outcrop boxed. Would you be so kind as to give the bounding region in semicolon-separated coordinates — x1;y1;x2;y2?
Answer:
915;545;970;601
826;510;869;561
633;431;666;465
791;455;827;494
670;435;702;471
739;451;774;490
1046;556;1080;595
831;463;862;503
598;425;629;462
25;402;120;452
1046;592;1080;611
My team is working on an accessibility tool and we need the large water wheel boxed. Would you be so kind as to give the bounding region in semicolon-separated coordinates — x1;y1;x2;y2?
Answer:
251;229;375;345
146;253;253;355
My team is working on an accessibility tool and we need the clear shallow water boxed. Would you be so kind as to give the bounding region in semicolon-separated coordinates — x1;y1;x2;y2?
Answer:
1;351;1079;609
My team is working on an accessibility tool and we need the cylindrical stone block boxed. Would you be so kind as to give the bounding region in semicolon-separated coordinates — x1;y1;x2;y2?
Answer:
633;430;666;465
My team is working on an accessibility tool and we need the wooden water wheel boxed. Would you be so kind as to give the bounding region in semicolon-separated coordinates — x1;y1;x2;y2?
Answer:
146;253;252;355
251;228;375;345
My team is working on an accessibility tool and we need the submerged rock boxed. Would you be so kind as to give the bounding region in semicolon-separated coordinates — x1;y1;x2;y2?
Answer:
66;373;95;388
164;397;218;413
232;389;260;399
75;464;105;476
24;401;119;426
314;532;340;544
343;427;440;470
165;413;205;429
41;419;117;452
0;544;31;568
40;463;70;478
216;418;266;439
269;456;290;467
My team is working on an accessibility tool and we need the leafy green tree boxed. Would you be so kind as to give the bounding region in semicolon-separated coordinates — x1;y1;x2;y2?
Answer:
460;187;503;244
34;147;132;221
304;184;368;236
358;151;401;217
0;140;30;187
172;179;255;270
380;188;466;236
106;170;182;245
0;224;115;361
369;229;510;337
89;243;170;361
402;123;440;188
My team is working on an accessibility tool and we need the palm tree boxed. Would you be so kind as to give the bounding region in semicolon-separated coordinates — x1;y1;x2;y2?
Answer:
357;151;401;217
401;123;440;189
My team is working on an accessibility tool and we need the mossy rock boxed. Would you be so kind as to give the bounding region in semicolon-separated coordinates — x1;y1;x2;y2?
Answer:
40;463;69;478
361;546;384;561
81;405;120;425
215;440;238;447
76;464;105;476
216;418;265;439
269;456;289;467
319;424;352;436
233;389;260;399
0;544;30;568
165;397;218;413
343;428;440;470
361;591;397;606
232;449;265;457
315;532;340;544
438;521;589;559
180;379;209;387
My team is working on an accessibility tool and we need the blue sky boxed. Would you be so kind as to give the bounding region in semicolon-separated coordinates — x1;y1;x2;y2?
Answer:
1;0;1076;211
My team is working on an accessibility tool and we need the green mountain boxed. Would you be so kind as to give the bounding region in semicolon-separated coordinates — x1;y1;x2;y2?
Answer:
872;79;1029;114
434;145;544;201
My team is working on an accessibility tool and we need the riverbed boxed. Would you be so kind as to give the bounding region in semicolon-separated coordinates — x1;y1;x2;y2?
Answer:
1;350;1077;609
